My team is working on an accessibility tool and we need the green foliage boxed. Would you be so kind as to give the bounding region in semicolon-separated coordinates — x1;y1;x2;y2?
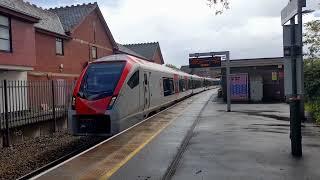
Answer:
305;100;320;123
304;59;320;101
304;20;320;58
207;0;230;15
304;18;320;123
165;64;180;70
304;58;320;123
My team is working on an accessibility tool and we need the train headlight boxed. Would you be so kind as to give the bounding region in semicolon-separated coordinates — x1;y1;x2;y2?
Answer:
108;96;117;109
71;96;76;110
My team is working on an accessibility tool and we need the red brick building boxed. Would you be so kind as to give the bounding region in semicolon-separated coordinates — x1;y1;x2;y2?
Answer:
30;2;117;79
0;0;164;81
0;0;40;81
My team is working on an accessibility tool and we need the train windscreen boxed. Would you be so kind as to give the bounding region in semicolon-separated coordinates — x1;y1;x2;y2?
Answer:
79;62;125;100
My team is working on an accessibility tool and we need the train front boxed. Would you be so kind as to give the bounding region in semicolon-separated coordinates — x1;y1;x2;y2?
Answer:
68;60;128;136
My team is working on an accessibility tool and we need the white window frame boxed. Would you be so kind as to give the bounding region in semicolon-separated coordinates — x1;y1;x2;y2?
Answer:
0;15;11;52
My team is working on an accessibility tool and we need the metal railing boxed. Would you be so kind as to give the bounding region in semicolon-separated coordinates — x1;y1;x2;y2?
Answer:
0;80;75;147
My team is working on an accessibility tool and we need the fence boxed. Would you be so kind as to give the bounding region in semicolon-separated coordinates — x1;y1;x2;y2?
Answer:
0;80;75;147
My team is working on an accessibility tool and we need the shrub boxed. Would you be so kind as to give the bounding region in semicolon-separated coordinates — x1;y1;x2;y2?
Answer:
304;59;320;101
305;100;320;124
304;59;320;124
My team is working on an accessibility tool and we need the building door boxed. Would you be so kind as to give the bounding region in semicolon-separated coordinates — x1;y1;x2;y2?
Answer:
143;72;151;111
250;75;263;102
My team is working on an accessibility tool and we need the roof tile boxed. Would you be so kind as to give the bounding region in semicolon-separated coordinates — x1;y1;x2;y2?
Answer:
116;43;149;60
0;0;66;36
123;42;159;60
48;3;97;32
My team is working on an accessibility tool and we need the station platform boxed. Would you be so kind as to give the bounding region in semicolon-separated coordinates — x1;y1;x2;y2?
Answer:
33;89;320;180
33;89;215;180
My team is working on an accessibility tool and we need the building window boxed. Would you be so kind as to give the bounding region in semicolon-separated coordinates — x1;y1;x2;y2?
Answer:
56;38;64;55
91;46;97;59
0;15;11;52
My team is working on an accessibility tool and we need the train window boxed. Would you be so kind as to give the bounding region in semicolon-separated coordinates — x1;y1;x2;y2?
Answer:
185;79;188;90
163;78;174;96
79;62;125;100
185;79;189;90
127;71;139;89
179;79;185;92
192;80;197;89
144;73;148;85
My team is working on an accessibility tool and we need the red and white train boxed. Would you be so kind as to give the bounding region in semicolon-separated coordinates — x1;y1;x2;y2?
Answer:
69;54;217;135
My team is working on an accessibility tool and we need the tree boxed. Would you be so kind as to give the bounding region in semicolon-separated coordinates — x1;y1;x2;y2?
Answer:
207;0;230;15
304;59;320;100
165;64;180;70
304;20;320;59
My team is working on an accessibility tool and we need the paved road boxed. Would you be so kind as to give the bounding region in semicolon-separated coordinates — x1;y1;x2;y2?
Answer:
172;93;320;180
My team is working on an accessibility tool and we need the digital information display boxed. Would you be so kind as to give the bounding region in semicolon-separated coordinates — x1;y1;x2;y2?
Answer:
189;56;221;68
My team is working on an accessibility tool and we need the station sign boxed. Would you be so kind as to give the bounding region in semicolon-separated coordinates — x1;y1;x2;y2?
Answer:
189;56;221;68
281;0;306;25
283;24;302;57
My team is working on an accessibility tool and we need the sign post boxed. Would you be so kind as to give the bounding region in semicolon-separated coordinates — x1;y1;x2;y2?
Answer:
226;51;231;112
281;0;305;157
189;51;230;112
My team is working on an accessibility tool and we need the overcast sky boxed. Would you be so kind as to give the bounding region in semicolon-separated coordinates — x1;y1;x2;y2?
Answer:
30;0;319;67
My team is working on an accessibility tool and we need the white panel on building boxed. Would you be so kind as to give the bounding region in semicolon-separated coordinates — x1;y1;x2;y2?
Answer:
250;75;263;102
0;70;28;114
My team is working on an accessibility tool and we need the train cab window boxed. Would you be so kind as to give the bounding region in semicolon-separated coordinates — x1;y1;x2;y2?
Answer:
79;62;125;100
127;71;139;89
163;78;174;96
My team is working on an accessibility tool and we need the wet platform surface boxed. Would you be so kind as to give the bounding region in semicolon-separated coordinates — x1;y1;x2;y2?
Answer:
171;96;320;180
109;89;214;180
111;90;320;180
34;89;320;180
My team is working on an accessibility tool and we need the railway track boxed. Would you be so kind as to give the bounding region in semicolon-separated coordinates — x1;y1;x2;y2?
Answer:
17;136;108;180
17;105;175;179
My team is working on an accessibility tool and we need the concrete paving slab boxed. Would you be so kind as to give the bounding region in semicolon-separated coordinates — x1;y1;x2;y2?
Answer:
172;93;320;180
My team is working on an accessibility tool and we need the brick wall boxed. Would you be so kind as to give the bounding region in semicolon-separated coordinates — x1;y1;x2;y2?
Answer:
152;48;164;65
0;18;36;68
31;9;114;80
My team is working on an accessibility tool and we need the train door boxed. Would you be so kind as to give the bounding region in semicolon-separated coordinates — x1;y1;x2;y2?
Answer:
143;71;151;111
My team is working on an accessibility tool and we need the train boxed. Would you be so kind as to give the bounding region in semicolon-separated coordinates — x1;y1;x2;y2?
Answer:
68;54;218;135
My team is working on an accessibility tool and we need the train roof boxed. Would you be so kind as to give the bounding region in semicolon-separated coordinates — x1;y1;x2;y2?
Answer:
93;54;208;79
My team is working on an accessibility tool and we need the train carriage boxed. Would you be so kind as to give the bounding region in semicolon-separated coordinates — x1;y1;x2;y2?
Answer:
69;54;217;135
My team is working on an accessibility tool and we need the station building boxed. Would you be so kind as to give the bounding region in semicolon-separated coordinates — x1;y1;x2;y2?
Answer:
181;57;285;102
220;57;285;102
0;0;164;81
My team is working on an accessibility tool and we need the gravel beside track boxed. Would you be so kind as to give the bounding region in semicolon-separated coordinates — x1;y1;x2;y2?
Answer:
0;131;105;180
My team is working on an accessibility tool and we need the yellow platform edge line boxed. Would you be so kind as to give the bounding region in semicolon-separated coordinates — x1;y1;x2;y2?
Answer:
99;120;175;180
